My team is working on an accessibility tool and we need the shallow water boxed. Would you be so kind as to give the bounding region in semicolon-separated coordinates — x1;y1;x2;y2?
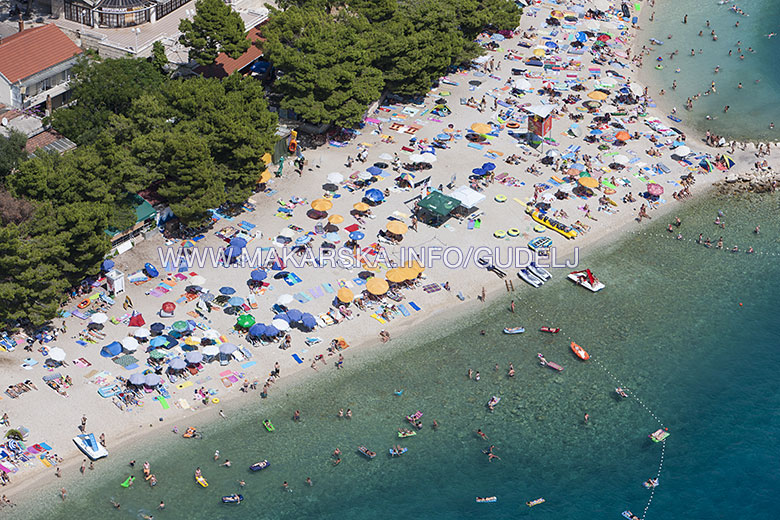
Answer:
642;0;780;141
19;192;780;519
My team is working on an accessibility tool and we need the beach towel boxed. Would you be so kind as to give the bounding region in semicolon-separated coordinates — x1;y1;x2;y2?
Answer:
177;399;190;410
371;314;386;324
156;397;170;410
409;302;421;311
353;278;367;285
322;283;335;293
292;353;304;364
294;292;312;304
176;381;194;390
422;284;441;293
398;304;411;317
285;273;302;286
308;286;324;299
241;361;256;369
468;143;484;150
221;377;233;388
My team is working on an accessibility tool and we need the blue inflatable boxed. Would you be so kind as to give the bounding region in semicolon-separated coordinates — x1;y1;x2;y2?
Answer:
144;263;159;278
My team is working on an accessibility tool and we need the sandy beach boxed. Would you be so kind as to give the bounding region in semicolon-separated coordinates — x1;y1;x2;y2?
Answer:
2;0;778;511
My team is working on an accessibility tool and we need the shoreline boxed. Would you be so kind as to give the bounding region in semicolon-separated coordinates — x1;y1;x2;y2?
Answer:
4;0;778;513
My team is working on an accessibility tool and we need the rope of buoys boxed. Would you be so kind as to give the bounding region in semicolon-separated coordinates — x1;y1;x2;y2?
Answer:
627;230;770;255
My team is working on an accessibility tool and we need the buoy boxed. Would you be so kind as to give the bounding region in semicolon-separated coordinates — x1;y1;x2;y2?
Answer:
212;398;220;404
494;230;507;238
507;228;520;237
739;303;743;306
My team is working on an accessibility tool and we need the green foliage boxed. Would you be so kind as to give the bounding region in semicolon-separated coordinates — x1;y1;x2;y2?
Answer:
0;129;28;185
179;0;250;66
151;41;170;74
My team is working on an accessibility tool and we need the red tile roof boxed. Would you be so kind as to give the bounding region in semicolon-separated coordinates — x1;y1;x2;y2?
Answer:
0;25;83;84
195;25;265;79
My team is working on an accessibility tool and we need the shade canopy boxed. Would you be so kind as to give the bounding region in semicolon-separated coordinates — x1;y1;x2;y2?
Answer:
149;349;166;359
449;185;486;208
402;259;425;275
172;320;188;332
264;325;280;337
161;301;176;313
150;322;165;332
228;296;244;307
150;336;169;348
219;286;236;295
615;131;630;141
185;351;204;364
386;221;408;235
588;91;608;100
418;191;460;217
366;278;390;295
311;199;333;211
578;176;600;188
273;313;290;323
675;145;691;156
349;231;365;241
121;336;139;351
219;343;238;355
250;269;267;282
49;347;66;361
337;287;354;303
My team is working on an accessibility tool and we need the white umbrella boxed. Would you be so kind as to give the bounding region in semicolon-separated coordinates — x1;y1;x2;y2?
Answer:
276;294;294;305
378;153;393;161
203;345;219;356
675;145;691;156
358;171;372;180
613;155;629;165
629;83;644;96
278;228;295;238
121;337;139;352
203;329;221;340
514;77;532;90
133;327;150;338
418;154;437;163
327;172;344;183
409;154;425;163
49;347;66;361
90;312;108;324
189;275;206;285
272;319;290;331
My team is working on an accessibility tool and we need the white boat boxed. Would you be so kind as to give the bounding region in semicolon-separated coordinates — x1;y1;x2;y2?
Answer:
567;269;605;292
528;262;551;281
518;269;543;288
73;433;108;460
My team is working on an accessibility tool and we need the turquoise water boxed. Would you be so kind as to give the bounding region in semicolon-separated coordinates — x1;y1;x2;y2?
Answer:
643;0;780;141
19;192;780;519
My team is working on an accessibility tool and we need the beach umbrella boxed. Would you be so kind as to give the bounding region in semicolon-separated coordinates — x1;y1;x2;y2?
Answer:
219;343;238;355
272;319;290;331
184;336;201;347
90;312;108;325
700;158;715;172
327;172;344;183
149;349;166;359
578;176;600;188
366;278;390;296
358;171;373;181
278;228;295;239
286;309;303;322
647;183;664;196
615;131;631;141
545;41;558;49
203;345;220;356
219;286;236;295
260;168;271;183
325;232;340;242
387;221;408;235
185;351;203;364
575;31;588;42
328;214;344;225
472;167;488;177
471;123;492;134
613;155;629;165
295;235;312;245
514;77;532;91
629;83;644;96
482;162;496;171
588;91;608;100
418;154;437;164
386;268;408;283
133;328;150;339
311;199;333;212
301;313;317;330
121;337;139;352
323;183;339;192
349;231;365;241
169;358;186;371
250;269;267;282
597;34;611;42
276;294;294;306
273;313;291;323
722;154;736;169
128;373;145;385
150;336;169;348
172;321;188;332
337;288;354;303
403;259;425;275
353;202;370;212
101;259;114;271
189;275;206;285
202;330;220;341
249;323;266;337
228;296;244;307
237;314;256;328
491;33;505;42
144;374;162;387
49;347;66;361
675;145;691;157
365;189;385;203
533;47;546;57
185;285;202;294
230;237;247;250
264;325;279;337
161;302;176;314
409;154;425;163
551;9;564;18
367;166;383;176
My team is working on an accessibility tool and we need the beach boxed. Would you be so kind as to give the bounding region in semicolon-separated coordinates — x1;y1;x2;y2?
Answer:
2;0;780;517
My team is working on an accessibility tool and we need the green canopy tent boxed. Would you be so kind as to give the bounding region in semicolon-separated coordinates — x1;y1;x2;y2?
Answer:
416;191;461;227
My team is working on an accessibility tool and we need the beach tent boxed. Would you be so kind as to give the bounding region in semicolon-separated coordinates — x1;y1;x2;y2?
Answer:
101;259;114;271
722;154;736;169
365;189;385;203
449;185;486;209
128;311;145;327
100;341;122;358
700;158;715;172
417;191;460;223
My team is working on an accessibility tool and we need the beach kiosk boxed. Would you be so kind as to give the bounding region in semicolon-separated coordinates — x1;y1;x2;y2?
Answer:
526;104;555;146
105;269;125;295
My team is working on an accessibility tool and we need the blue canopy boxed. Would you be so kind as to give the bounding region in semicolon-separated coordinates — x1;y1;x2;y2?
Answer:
150;322;165;332
101;259;114;271
286;309;303;322
228;296;244;307
301;313;317;329
219;286;236;295
230;237;247;249
273;313;290;322
366;166;382;175
575;31;588;43
349;231;365;241
365;189;385;202
249;323;267;337
482;162;496;171
100;341;122;358
264;325;279;337
150;336;168;348
144;263;159;278
250;269;267;282
472;168;488;176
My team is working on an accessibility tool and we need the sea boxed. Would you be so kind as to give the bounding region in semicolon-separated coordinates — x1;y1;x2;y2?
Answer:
642;0;780;141
16;190;780;520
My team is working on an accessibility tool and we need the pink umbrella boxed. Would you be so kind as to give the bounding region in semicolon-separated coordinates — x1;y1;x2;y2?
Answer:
647;183;664;196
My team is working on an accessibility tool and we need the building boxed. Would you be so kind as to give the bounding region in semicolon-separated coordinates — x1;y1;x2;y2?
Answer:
0;24;83;112
60;0;190;29
105;193;158;251
194;24;266;79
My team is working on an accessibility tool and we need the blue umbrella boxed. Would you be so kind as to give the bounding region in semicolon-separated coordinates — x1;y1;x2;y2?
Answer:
228;296;244;307
250;269;267;282
150;336;168;348
230;237;247;249
273;313;290;322
128;373;145;385
367;166;382;176
223;246;240;263
349;231;365;241
301;313;317;330
365;189;385;202
286;309;303;322
472;168;488;176
150;322;165;333
219;286;236;295
544;41;558;49
101;259;114;271
296;235;312;245
575;31;588;43
436;133;451;141
249;323;267;337
491;33;505;42
482;162;496;171
325;232;340;242
264;325;279;337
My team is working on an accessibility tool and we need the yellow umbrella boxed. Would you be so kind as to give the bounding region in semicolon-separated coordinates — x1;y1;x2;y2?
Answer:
578;176;599;188
402;259;425;274
366;278;389;295
353;202;370;212
587;91;608;101
386;268;408;283
328;214;344;225
397;267;417;280
361;260;379;271
259;168;271;183
386;221;408;235
551;10;564;18
470;123;492;134
261;152;272;164
533;48;546;57
337;287;354;303
311;199;333;212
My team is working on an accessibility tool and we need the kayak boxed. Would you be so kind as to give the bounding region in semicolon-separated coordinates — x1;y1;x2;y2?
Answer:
503;327;525;334
222;494;243;504
195;474;208;487
263;420;274;432
526;497;546;507
249;460;270;471
476;496;497;503
570;341;590;360
540;326;560;333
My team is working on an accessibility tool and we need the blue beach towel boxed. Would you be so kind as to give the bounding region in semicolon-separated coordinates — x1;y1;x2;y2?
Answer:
322;283;335;293
398;304;411;317
409;302;421;311
308;286;324;299
292;354;303;364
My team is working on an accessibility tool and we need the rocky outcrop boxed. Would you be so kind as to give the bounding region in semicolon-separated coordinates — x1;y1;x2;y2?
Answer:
717;171;780;194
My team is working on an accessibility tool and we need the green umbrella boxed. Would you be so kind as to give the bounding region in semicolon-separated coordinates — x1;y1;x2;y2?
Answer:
172;321;188;332
150;349;166;359
237;314;256;328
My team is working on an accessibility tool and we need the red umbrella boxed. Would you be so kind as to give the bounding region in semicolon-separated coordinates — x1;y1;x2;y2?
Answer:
161;302;176;313
128;311;145;327
647;183;664;196
597;34;611;42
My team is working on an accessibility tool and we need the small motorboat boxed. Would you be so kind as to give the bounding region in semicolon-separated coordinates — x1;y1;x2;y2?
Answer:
528;262;551;281
643;478;659;489
487;396;501;410
73;433;108;461
570;341;590;360
518;268;543;287
538;353;563;371
357;446;377;459
540;326;560;333
263;419;274;432
503;327;525;334
649;429;670;443
476;496;497;503
222;494;243;504
615;387;629;398
249;460;270;472
526;497;546;507
389;447;408;457
398;429;417;438
568;269;605;292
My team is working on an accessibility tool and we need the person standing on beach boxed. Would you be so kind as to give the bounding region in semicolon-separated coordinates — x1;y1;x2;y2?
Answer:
510;300;515;313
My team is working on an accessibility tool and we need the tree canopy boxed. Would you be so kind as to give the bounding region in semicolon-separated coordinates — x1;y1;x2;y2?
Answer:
0;130;28;186
179;0;250;66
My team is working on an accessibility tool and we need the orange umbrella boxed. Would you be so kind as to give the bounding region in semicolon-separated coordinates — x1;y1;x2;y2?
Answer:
366;278;389;295
578;176;599;188
615;131;630;141
312;199;333;212
397;267;417;280
385;268;408;283
386;221;408;235
353;202;370;212
588;91;608;100
470;123;492;134
261;152;272;164
337;288;354;303
403;259;425;274
328;214;344;225
259;168;271;183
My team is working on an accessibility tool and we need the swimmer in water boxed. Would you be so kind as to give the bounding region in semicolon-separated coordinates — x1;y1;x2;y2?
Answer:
738;83;742;89
768;33;776;39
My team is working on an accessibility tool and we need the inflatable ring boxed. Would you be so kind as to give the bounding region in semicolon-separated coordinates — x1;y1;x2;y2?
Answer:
533;224;547;233
495;194;507;202
494;230;507;239
506;121;521;129
575;106;588;112
507;228;520;237
604;188;616;195
78;299;90;309
655;65;663;70
212;398;220;404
